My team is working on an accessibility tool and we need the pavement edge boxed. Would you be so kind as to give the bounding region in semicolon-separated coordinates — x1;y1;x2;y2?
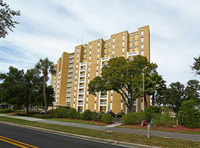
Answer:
0;121;160;148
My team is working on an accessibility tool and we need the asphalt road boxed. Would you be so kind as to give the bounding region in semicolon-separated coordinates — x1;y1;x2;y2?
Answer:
0;123;132;148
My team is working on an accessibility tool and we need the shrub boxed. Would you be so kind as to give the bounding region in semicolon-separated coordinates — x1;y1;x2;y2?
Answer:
121;113;136;125
91;112;102;121
178;100;200;128
152;112;174;128
66;108;80;119
101;114;113;124
144;106;161;122
0;109;12;113
82;109;93;120
53;107;68;118
135;112;145;124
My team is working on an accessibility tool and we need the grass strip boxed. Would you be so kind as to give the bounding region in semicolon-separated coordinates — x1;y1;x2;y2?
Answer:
118;126;200;135
48;118;104;126
0;116;200;148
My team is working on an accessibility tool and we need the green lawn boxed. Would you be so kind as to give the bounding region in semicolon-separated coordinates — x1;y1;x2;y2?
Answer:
118;125;200;135
0;116;200;148
48;118;104;126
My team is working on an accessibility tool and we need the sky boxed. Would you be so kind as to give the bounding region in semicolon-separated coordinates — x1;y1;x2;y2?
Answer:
0;0;200;86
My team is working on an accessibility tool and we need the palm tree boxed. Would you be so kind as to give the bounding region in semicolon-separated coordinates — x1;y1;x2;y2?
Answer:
35;58;56;114
145;72;166;106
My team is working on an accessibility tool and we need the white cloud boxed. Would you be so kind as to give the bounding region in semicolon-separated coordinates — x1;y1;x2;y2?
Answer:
1;0;200;86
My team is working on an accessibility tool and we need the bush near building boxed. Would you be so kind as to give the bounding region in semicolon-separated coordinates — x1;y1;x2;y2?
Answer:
101;114;113;124
178;100;200;128
121;106;174;128
0;109;12;113
151;112;175;128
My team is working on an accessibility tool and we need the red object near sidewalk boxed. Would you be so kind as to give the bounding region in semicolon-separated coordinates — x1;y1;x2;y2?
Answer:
141;120;147;126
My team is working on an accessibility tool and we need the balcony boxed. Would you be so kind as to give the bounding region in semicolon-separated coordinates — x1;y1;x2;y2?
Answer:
78;96;84;100
67;84;72;88
79;85;84;88
80;73;85;77
101;57;109;61
67;94;71;98
127;51;138;57
78;101;83;105
80;62;86;66
79;90;84;94
100;102;107;106
79;79;85;83
80;68;86;71
66;102;71;106
102;63;108;67
100;95;107;98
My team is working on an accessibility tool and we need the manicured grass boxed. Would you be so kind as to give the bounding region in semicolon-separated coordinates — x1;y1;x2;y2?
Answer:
48;118;104;126
118;125;200;135
0;116;200;148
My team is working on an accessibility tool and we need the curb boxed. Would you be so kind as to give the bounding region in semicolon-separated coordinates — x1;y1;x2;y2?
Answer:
0;121;159;148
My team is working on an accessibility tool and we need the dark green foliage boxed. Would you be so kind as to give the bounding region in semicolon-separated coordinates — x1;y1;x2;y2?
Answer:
0;0;20;38
135;112;145;124
81;109;93;120
66;108;80;119
101;114;113;124
121;113;137;125
159;80;200;113
192;56;200;76
91;112;102;121
88;56;158;112
151;112;174;128
178;100;200;128
0;109;12;113
0;67;55;114
144;106;162;122
53;107;68;118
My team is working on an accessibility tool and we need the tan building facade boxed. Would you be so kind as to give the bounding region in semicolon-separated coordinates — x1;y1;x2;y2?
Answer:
51;25;150;113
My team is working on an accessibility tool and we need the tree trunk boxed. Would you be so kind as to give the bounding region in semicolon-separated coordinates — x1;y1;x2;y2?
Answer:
152;93;155;106
43;75;47;114
127;100;133;113
26;105;29;114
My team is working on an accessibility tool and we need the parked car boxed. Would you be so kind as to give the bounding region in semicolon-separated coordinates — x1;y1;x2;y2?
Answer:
116;112;125;118
106;111;116;117
40;109;52;114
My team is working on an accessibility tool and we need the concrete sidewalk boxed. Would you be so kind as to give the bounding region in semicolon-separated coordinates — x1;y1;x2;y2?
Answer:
0;114;200;142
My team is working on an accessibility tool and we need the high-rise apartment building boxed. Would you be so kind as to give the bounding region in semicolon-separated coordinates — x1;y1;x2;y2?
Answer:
51;25;150;113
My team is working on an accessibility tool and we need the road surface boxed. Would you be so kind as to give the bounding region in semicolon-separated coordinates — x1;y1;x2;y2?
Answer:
0;122;133;148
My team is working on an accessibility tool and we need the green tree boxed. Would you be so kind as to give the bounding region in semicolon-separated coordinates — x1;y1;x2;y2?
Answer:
162;82;185;113
0;0;20;38
35;58;56;114
88;55;157;112
144;72;166;106
178;100;200;128
23;68;42;114
0;67;24;108
192;56;200;76
0;67;44;114
34;84;55;108
185;80;200;105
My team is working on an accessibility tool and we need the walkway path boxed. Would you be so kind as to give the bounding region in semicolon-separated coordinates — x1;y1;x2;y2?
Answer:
0;114;200;142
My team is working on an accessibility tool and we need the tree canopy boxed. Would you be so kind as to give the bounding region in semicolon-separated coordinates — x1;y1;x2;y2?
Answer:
0;0;20;38
192;56;200;76
35;58;56;114
157;80;200;113
0;66;55;114
88;55;159;112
